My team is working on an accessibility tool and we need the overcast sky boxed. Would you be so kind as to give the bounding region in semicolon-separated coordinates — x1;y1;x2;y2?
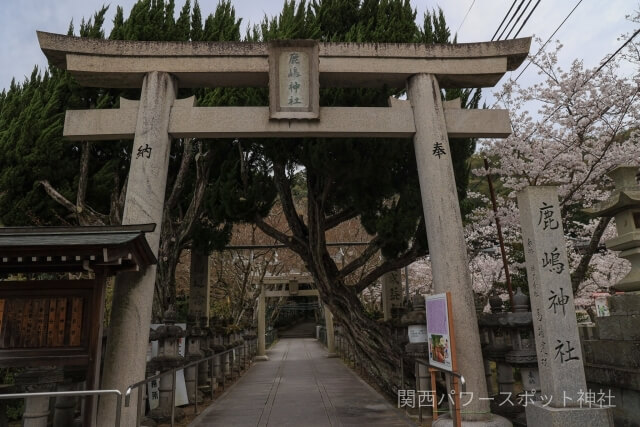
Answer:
0;0;637;107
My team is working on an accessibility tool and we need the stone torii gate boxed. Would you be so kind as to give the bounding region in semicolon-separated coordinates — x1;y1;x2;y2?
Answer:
37;31;530;427
255;274;336;360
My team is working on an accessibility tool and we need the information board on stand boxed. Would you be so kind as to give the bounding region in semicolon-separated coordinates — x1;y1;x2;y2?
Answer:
425;292;461;427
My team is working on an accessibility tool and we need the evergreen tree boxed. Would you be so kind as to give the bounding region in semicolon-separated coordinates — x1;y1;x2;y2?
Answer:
210;1;481;395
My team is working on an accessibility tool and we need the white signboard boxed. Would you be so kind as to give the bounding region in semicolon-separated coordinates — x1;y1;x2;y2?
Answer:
594;293;610;317
408;324;428;343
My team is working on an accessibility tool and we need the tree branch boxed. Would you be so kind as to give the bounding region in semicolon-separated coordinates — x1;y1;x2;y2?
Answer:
354;243;423;294
254;214;308;256
76;141;90;208
39;180;77;214
324;207;358;230
273;161;308;243
177;143;211;244
571;216;611;294
336;236;382;280
166;138;194;212
39;180;107;225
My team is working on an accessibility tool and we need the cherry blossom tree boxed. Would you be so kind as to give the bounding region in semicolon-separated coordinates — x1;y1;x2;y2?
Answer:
467;35;640;303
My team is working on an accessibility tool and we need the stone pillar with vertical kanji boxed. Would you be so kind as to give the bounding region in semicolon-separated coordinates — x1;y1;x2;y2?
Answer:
409;73;507;426
518;186;613;426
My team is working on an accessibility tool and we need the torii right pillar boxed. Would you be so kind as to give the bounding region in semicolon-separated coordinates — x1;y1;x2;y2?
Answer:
408;73;509;426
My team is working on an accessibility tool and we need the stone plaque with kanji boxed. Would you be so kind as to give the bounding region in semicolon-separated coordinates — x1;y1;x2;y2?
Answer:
269;40;319;120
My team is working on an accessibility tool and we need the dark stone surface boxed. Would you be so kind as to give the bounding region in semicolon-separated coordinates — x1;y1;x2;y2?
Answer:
595;314;640;341
525;401;613;427
586;383;640;427
609;295;640;316
619;387;640;427
582;340;640;369
580;295;640;427
585;364;640;391
620;315;640;341
596;316;625;341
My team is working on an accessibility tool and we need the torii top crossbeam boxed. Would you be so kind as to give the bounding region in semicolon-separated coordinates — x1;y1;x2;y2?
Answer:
37;33;530;141
38;31;529;89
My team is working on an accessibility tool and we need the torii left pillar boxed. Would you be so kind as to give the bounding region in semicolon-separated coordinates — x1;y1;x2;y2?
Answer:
97;72;177;427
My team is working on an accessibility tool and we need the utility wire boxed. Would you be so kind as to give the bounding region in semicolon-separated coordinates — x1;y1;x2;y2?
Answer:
592;27;640;77
469;0;540;105
514;0;541;38
487;0;580;108
456;0;478;35
504;0;533;40
517;26;640;144
492;0;518;41
497;0;527;41
513;0;583;82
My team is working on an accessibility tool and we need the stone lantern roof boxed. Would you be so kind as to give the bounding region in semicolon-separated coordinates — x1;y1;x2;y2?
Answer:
585;166;640;218
585;165;640;292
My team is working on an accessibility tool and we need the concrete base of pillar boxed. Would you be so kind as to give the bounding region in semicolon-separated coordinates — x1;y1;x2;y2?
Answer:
255;355;269;361
326;352;338;358
432;413;512;427
525;401;613;426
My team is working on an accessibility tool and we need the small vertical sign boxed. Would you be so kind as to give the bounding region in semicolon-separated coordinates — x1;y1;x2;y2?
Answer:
269;40;319;120
593;293;610;317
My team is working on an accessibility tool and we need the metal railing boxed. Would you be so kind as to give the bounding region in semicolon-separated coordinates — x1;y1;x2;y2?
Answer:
0;389;123;427
125;338;256;427
415;357;466;427
334;331;466;427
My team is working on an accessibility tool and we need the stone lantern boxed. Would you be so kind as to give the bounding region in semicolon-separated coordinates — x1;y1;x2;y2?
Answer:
505;288;540;397
185;320;205;403
148;307;185;423
402;293;429;354
586;165;640;292
477;295;514;410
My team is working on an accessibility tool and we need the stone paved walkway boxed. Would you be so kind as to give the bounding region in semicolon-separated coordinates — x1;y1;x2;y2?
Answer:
189;338;414;426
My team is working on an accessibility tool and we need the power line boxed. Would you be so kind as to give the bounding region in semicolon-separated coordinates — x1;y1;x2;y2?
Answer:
497;0;527;41
514;0;541;39
487;0;581;109
513;0;584;82
591;27;640;77
456;0;477;35
492;0;518;41
504;0;533;40
469;0;541;102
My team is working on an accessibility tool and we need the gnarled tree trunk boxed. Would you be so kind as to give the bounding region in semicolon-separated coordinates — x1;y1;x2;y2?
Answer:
253;160;424;395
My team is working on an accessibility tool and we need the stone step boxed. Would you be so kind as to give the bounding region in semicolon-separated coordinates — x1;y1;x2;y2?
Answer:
277;321;317;338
